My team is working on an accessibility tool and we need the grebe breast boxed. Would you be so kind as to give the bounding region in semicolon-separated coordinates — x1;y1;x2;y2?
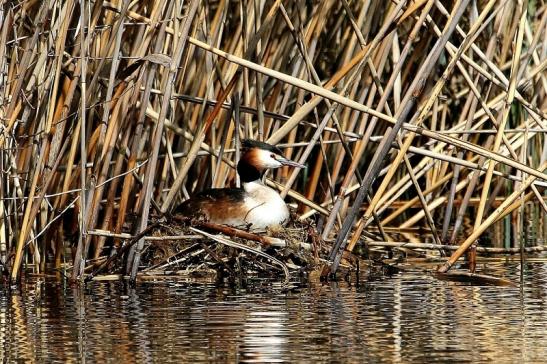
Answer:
241;181;289;229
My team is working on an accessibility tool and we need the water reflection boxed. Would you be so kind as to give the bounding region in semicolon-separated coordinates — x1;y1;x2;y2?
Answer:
1;262;547;362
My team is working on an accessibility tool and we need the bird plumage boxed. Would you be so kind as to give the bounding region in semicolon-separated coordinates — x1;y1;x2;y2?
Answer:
175;140;304;230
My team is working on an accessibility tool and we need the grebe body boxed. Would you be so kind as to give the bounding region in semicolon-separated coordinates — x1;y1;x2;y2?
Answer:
176;140;304;230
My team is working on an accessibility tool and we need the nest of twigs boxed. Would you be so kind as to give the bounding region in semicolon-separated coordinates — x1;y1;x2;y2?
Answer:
137;212;322;281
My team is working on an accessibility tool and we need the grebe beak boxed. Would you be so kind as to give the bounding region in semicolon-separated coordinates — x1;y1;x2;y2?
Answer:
277;156;306;168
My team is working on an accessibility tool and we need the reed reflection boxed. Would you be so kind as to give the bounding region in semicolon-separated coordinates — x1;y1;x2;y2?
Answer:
0;262;546;362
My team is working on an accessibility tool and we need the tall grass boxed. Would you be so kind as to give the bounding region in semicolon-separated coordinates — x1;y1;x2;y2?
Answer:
0;0;546;282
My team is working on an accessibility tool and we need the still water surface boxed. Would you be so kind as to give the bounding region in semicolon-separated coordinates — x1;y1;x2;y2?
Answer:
1;261;547;363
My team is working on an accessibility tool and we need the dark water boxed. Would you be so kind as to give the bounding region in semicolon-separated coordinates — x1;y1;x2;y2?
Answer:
1;261;547;363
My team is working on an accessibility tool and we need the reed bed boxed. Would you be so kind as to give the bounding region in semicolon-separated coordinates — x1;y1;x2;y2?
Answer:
0;0;546;283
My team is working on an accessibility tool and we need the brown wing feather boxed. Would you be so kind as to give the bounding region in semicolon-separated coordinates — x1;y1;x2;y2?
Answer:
174;188;248;223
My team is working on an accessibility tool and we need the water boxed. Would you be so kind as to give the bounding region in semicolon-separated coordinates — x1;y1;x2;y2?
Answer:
1;261;547;363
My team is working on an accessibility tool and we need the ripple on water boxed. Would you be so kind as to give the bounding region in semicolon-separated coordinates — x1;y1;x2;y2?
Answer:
1;262;547;362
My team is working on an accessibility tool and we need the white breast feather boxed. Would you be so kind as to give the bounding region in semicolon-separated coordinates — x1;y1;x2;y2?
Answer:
242;182;289;229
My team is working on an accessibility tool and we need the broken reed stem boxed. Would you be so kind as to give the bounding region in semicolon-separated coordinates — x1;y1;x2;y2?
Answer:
366;241;547;254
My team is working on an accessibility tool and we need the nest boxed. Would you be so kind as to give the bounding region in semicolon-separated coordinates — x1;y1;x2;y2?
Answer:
137;212;323;282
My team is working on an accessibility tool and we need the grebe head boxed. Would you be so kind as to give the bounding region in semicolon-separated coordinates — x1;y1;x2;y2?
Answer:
238;140;305;182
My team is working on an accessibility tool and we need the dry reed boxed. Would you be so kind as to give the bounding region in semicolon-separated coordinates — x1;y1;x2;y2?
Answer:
0;0;546;283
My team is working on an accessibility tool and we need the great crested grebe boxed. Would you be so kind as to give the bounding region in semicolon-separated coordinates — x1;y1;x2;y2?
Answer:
175;139;305;230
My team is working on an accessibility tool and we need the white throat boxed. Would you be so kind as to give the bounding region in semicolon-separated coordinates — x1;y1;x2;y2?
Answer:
242;181;289;229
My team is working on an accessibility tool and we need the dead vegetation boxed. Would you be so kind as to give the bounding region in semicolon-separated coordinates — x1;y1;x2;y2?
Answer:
0;0;546;284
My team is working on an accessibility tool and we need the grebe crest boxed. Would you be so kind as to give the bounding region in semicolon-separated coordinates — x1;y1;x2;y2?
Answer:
175;139;305;230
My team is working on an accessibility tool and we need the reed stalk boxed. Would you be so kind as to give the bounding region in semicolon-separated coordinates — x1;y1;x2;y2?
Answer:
0;1;545;282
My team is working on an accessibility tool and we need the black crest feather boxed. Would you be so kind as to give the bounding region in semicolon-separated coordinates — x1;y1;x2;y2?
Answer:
241;139;282;155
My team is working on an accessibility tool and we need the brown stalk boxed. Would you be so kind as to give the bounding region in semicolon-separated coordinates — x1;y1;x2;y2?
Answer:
129;0;200;283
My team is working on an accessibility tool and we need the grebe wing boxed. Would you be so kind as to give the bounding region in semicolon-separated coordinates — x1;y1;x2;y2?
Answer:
174;188;246;217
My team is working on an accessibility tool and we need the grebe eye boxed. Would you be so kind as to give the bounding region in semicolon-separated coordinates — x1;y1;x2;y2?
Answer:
270;153;276;159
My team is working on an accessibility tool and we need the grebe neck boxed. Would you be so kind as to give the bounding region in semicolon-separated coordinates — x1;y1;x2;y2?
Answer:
237;159;263;184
